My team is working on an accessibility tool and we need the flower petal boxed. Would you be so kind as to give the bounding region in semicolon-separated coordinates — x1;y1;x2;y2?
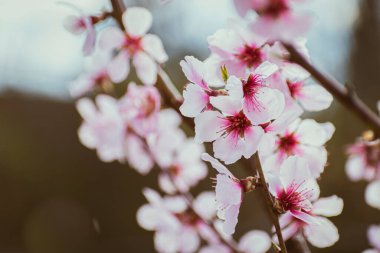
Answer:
123;7;152;37
312;195;344;217
303;217;339;248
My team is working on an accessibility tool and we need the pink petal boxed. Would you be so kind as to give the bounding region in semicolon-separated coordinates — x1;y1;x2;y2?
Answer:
239;230;272;253
193;191;217;220
312;195;344;217
303;217;339;248
141;34;168;63
107;51;130;83
180;56;208;89
136;204;159;231
290;210;319;225
242;126;264;159
365;180;380;210
194;111;223;143
216;174;242;205
125;134;154;175
254;61;278;79
122;7;152;37
299;85;333;111
99;27;125;51
345;156;366;181
213;135;246;164
225;75;244;100
296;119;330;146
82;17;96;56
368;225;380;249
223;204;240;235
133;51;158;85
63;15;85;34
201;153;235;178
179;83;209;118
210;96;242;116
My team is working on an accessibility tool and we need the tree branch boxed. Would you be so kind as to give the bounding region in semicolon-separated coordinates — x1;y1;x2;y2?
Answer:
282;42;380;133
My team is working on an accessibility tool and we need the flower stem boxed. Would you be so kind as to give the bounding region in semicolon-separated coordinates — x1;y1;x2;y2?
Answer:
251;153;287;253
282;42;380;133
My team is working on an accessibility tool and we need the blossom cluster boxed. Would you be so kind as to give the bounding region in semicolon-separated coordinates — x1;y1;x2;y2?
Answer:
345;104;380;252
62;0;369;252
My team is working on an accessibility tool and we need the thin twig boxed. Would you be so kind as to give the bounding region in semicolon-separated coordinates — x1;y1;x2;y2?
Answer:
282;42;380;133
251;153;287;253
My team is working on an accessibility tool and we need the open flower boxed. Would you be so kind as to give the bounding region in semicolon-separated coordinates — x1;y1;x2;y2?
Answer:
363;225;380;253
159;139;208;194
267;156;320;224
137;189;218;253
76;95;126;162
64;14;96;55
179;56;223;118
202;154;243;235
279;195;343;248
263;118;334;178
225;62;284;124
99;7;168;84
207;24;269;78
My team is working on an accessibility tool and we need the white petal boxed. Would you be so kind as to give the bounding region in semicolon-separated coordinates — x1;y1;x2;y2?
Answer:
99;27;125;51
179;83;209;118
254;61;278;79
368;224;380;249
193;191;217;220
365;180;380;210
123;7;152;37
213;135;246;164
142;34;168;63
297;119;330;146
312;195;344;217
210;96;242;115
216;174;242;205
223;204;240;235
107;51;130;83
194;111;223;143
201;153;235;177
238;230;272;253
76;98;96;120
299;85;333;111
133;51;158;85
345;156;366;181
304;217;339;248
136;204;159;231
225;75;244;100
180;56;208;89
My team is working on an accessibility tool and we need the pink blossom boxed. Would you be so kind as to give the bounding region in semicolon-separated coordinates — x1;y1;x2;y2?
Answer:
76;95;126;162
70;53;112;97
207;24;269;78
278;195;343;248
99;7;168;85
179;56;223;118
364;225;380;253
365;180;380;210
263;118;334;178
202;154;243;235
119;82;161;137
346;138;380;182
266;156;320;224
137;189;218;253
273;64;333;111
225;62;285;124
195;87;264;164
158;139;208;194
242;0;311;41
64;14;97;55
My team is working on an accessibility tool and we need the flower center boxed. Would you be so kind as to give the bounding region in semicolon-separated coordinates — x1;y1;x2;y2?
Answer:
237;45;263;68
287;80;303;98
168;163;181;176
259;0;289;18
124;36;142;55
223;111;252;138
243;74;264;98
277;181;312;212
175;210;200;227
277;132;299;154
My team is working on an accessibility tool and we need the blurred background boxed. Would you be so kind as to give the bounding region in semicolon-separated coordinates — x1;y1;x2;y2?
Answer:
0;0;379;252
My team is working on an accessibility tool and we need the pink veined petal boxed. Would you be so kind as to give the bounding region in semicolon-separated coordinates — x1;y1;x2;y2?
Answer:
180;56;208;89
216;174;242;205
244;87;285;125
213;134;246;164
296;119;330;146
223;204;241;235
225;75;244;100
365;180;380;210
107;51;130;83
122;7;152;37
82;17;96;56
141;34;168;63
194;111;223;143
210;96;242;116
201;153;235;178
290;210;319;225
239;230;272;253
99;26;125;51
242;126;264;159
345;156;366;181
298;85;333;111
368;224;380;249
303;217;339;248
133;51;158;85
180;83;209;118
254;61;278;79
312;195;344;217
